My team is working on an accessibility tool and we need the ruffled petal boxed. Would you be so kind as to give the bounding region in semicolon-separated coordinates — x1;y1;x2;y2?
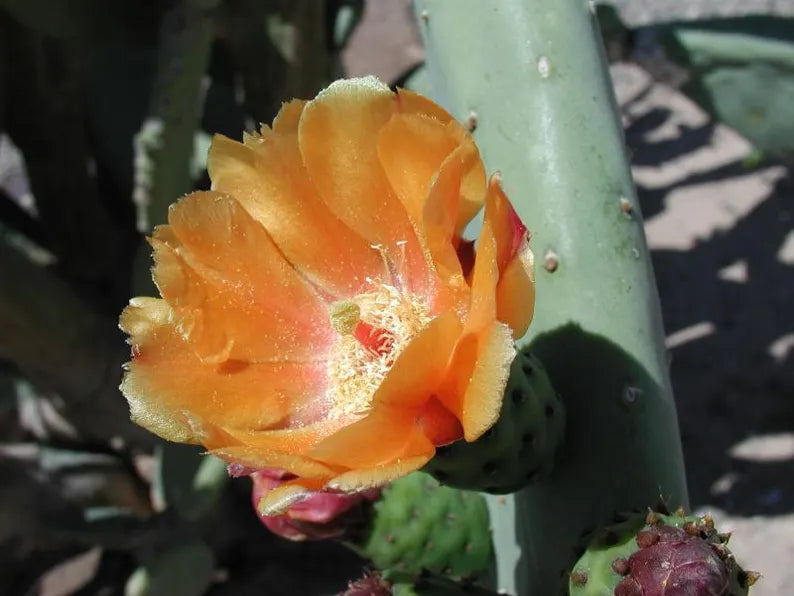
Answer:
307;406;434;470
211;445;338;480
466;217;499;332
417;397;463;446
434;322;516;442
496;250;535;339
372;309;463;409
485;177;531;271
152;191;333;362
298;77;431;293
377;114;461;226
421;142;484;300
220;417;349;458
326;454;433;491
395;87;455;124
458;322;515;441
484;178;535;337
394;88;485;232
272;99;306;133
208;134;382;298
119;299;326;444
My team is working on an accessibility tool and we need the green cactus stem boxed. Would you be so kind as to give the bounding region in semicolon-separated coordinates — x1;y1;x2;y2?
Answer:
661;18;794;163
423;351;564;494
414;1;688;593
569;508;759;595
346;472;494;584
133;0;218;233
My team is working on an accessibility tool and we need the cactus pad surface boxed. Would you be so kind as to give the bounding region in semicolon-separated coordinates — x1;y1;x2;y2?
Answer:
423;351;564;493
353;472;493;582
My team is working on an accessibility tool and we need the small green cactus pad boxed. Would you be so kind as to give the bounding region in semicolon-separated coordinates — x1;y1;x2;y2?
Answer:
423;351;565;493
569;509;759;595
351;472;493;582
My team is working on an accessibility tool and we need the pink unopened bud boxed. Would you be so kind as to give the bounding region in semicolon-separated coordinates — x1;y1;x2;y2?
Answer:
251;468;380;541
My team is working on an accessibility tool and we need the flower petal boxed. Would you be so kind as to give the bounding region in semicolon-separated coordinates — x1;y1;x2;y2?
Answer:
434;321;515;442
459;322;515;441
307;406;434;470
422;141;484;297
496;249;535;339
418;397;463;446
153;191;333;362
272;99;306;133
466;217;499;332
120;300;325;443
484;178;535;337
326;454;433;491
211;445;338;480
372;309;463;409
378;113;485;236
395;87;455;123
297;77;431;293
220;417;349;458
208;133;382;297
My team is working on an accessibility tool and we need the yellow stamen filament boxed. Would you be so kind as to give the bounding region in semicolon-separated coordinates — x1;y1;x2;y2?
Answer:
327;283;431;418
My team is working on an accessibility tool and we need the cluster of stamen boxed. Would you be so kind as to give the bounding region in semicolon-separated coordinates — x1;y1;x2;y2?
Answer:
326;283;430;419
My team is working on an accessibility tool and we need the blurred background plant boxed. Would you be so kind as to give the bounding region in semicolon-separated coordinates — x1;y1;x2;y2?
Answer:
0;0;792;594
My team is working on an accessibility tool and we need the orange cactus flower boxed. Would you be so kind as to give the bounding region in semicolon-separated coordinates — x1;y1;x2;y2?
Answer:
120;77;534;514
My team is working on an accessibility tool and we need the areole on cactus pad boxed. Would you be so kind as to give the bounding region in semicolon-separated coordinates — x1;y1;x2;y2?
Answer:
118;76;536;513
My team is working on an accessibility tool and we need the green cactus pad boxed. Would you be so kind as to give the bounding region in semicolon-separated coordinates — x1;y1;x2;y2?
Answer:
351;472;493;582
423;351;565;493
569;509;759;595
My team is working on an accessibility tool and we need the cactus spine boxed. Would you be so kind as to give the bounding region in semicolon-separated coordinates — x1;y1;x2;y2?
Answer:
414;1;688;593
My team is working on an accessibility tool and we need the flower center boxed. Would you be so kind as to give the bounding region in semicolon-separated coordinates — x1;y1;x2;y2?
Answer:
326;283;430;419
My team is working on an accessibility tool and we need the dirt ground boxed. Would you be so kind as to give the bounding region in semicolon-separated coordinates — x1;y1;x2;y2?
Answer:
345;2;794;594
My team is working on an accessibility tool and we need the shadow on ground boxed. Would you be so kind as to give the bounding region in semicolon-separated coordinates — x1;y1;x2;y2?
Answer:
628;110;794;517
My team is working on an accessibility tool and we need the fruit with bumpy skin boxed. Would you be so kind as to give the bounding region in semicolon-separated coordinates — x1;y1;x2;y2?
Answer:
349;472;493;582
392;571;500;595
569;508;760;595
423;351;564;493
341;569;499;596
339;570;392;596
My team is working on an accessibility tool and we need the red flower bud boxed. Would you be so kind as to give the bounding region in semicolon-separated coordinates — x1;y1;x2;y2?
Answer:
251;468;379;541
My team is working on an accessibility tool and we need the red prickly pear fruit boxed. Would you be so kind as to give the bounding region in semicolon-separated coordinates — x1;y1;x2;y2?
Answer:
569;510;758;595
339;571;392;595
251;468;380;541
623;525;729;595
